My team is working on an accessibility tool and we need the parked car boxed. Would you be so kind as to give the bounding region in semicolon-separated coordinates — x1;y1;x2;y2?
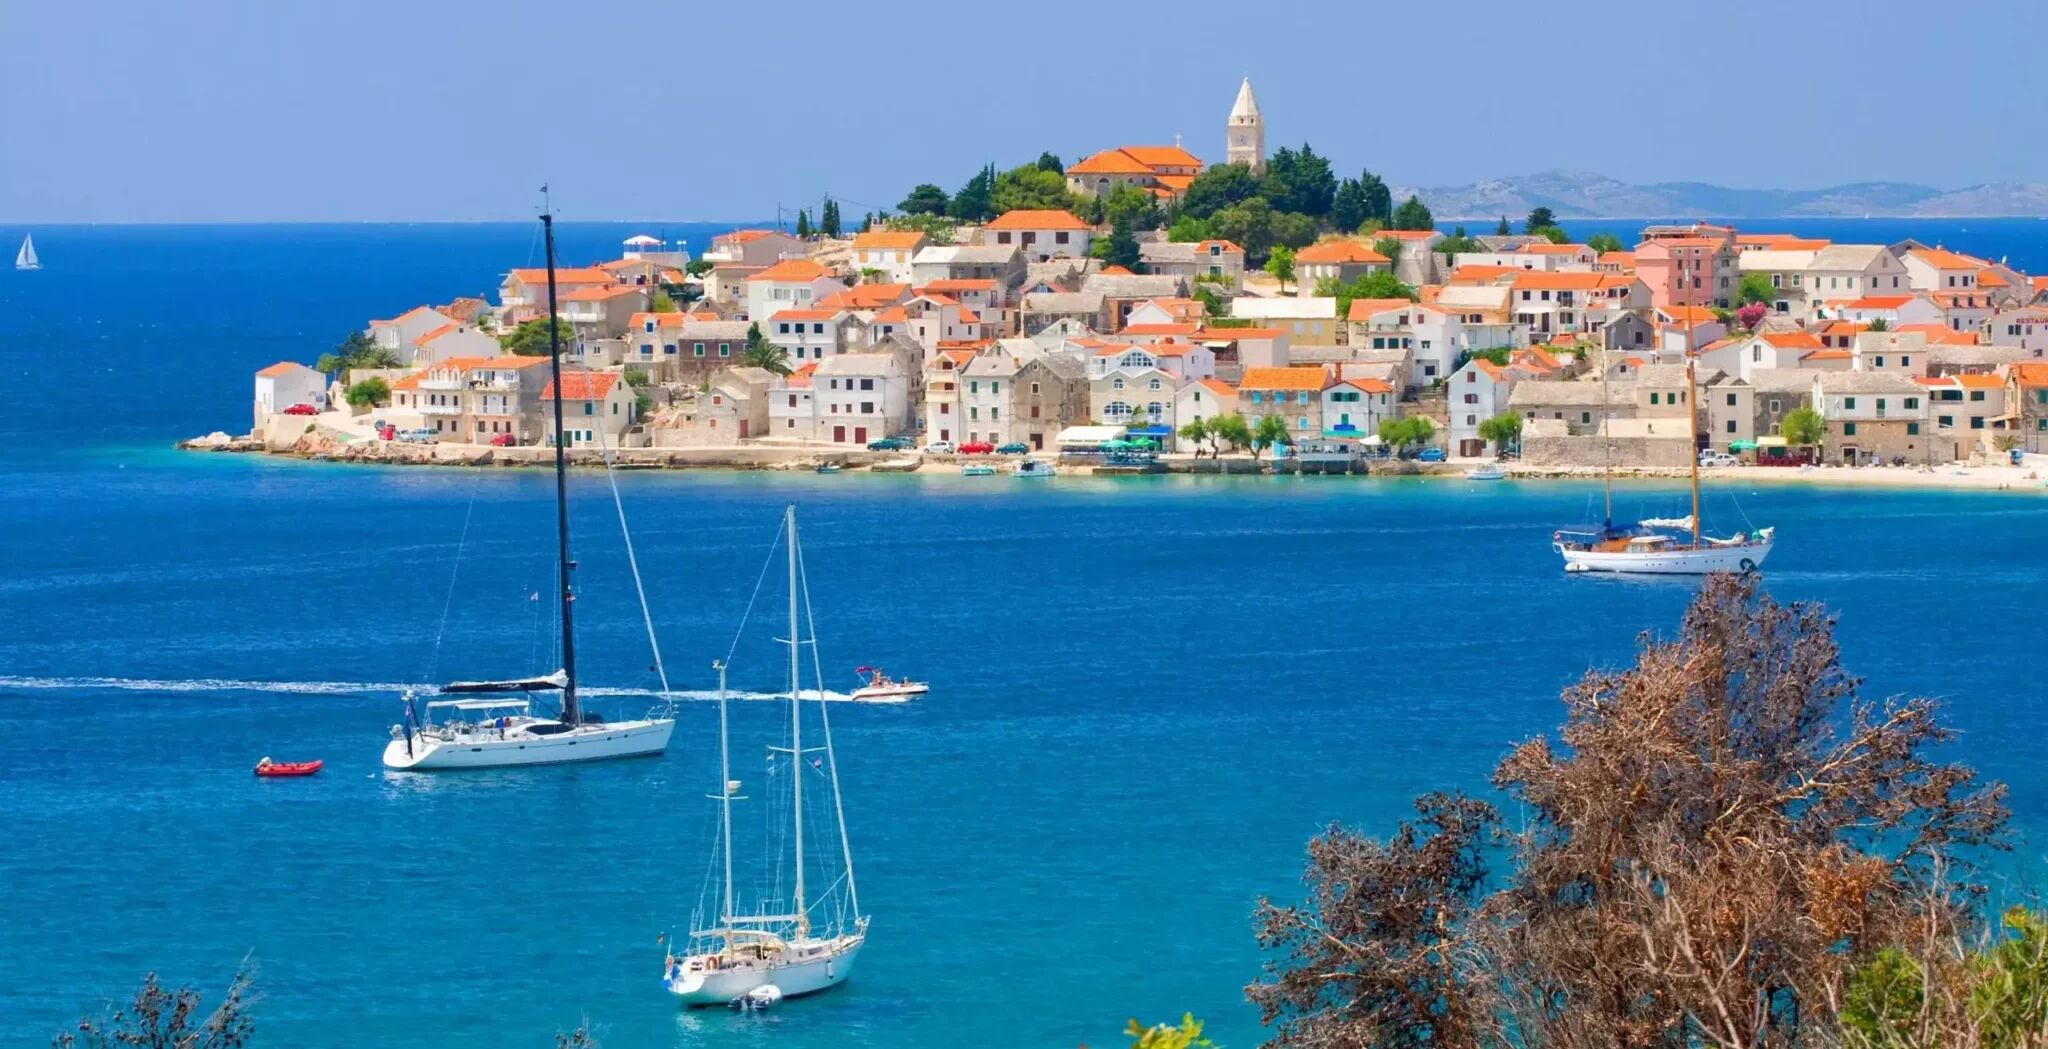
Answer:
866;436;911;451
1698;451;1740;468
1416;447;1446;462
995;442;1030;455
281;403;319;416
397;428;437;444
921;440;955;455
489;433;517;447
958;441;995;455
376;424;396;441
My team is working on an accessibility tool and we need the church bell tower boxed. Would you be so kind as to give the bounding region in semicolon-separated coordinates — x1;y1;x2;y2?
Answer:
1227;77;1264;174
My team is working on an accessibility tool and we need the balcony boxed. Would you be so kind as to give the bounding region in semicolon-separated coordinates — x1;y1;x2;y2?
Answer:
421;402;462;416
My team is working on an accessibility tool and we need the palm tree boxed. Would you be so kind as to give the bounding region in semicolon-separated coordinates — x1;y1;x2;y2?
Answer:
741;322;791;375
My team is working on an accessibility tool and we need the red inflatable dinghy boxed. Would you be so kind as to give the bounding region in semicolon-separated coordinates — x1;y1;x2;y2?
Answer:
253;758;323;778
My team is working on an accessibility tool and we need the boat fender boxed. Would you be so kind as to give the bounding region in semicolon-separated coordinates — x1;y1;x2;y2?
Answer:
1739;557;1757;574
706;955;719;971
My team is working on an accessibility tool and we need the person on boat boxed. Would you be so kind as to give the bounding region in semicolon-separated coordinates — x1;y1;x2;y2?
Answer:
256;756;272;770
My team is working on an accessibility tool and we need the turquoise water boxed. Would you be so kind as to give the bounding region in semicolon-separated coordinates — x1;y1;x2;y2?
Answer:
4;456;2047;1047
3;223;2047;1046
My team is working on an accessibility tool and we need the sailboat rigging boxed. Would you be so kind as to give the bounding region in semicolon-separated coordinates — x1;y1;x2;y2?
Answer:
382;203;676;769
663;506;868;1007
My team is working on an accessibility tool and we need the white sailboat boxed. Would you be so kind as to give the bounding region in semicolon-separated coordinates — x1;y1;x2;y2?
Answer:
15;234;40;270
663;507;868;1007
1552;355;1775;575
383;206;674;770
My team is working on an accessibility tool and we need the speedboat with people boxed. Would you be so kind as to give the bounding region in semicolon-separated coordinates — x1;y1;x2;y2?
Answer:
1464;462;1505;481
848;666;928;703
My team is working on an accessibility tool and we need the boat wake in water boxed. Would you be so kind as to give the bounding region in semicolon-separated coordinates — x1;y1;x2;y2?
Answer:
0;675;853;703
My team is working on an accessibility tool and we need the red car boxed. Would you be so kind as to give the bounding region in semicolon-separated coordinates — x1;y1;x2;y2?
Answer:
377;425;396;441
489;433;517;447
958;441;995;455
281;403;319;416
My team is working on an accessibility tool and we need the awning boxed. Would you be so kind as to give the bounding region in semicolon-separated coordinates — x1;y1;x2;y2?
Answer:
1125;425;1172;437
1756;436;1788;448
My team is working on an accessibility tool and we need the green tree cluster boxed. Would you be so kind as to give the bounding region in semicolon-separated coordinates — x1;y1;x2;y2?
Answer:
1435;225;1484;257
1586;232;1627;255
1476;411;1522;454
314;331;400;377
499;317;569;357
795;209;812;238
1388;194;1433;231
820;198;841;238
991;163;1078;215
1317;270;1420;319
948;164;997;222
1251;414;1293;454
1259;143;1336;216
898;183;949;215
345;377;390;408
1376;414;1435;451
1096;214;1141;270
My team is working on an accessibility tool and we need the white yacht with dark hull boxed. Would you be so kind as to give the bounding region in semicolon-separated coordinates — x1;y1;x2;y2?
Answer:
382;206;674;771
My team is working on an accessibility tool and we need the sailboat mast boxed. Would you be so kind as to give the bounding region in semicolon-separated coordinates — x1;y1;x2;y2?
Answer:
786;507;806;934
541;208;580;726
1600;347;1613;528
715;660;735;948
1686;353;1701;547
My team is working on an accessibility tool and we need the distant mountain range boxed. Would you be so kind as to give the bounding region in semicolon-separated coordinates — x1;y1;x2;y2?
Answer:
1392;170;2048;220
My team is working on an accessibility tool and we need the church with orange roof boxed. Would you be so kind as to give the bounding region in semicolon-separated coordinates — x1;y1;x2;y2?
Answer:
1064;79;1264;200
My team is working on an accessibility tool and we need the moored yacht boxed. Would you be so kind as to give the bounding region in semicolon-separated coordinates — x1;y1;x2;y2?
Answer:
662;507;869;1007
382;205;674;770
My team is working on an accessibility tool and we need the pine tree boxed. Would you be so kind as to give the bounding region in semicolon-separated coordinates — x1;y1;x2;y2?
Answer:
821;198;842;238
1495;215;1512;236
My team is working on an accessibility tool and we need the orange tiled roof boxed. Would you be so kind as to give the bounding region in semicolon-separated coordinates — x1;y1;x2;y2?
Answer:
2009;362;2048;386
1896;323;1980;345
986;209;1090;231
631;311;689;329
1520;242;1590;255
744;259;837;283
1120;145;1203;169
257;361;310;377
1192;378;1236;396
771;308;843;322
1296;240;1389;265
1802;349;1854;361
1331;377;1395;394
1978;269;2010;288
1955;372;2005;389
718;229;779;244
852;230;926;249
1909;247;1984;270
1153;174;1197;193
1239;366;1328;392
919;278;997;292
1346;297;1419;321
1119;323;1201;336
1066;149;1155;175
1846;295;1914;310
543;371;622;401
1760;331;1824;350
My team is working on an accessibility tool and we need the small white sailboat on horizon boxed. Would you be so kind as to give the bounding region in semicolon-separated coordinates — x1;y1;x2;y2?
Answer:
662;506;868;1007
16;234;40;271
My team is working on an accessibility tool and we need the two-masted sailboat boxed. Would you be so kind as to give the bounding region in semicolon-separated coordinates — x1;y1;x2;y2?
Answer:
663;507;867;1007
1552;352;1775;575
382;208;675;770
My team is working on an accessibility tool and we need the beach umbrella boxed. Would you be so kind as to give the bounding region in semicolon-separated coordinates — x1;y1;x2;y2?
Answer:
1729;440;1757;451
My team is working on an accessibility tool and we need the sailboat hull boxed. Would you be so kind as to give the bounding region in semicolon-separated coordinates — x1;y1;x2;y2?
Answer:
665;938;864;1007
381;718;673;770
1559;539;1772;575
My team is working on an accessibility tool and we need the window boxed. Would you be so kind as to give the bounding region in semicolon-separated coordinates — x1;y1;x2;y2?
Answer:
1649;392;1660;405
663;343;676;356
693;342;705;357
644;320;656;333
861;402;874;414
1111;378;1124;390
1901;355;1912;368
582;403;594;416
813;323;824;334
1030;382;1040;394
1907;422;1920;435
640;343;654;356
719;344;730;357
1873;356;1885;367
1844;422;1857;436
1904;397;1918;409
778;323;790;334
1726;420;1736;433
1726;393;1737;406
1768;398;1781;413
1970;390;1985;402
1843;397;1856;409
1970;417;1985;429
860;378;874;391
1297;392;1310;405
1298;416;1309;429
1055;232;1070;245
992;382;1000;394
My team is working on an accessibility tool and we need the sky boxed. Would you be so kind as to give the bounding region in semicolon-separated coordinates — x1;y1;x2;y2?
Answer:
2;0;2043;223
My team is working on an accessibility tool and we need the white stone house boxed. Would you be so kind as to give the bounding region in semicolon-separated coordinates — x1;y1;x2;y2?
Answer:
542;370;637;449
813;352;909;446
254;361;327;427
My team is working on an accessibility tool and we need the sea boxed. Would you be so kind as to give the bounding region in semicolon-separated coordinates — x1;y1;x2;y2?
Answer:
1;220;2045;1048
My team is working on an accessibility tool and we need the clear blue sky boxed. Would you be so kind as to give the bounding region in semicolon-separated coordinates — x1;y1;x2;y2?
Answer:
2;0;2040;223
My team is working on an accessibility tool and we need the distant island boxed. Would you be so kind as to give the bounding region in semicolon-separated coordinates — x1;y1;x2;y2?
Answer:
1391;169;2048;220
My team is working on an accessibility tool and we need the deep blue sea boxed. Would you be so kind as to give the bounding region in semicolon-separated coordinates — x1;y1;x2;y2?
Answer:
2;222;2046;1048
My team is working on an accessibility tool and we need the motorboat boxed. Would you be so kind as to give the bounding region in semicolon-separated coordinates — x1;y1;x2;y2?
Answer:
1012;459;1056;478
960;464;996;476
1464;462;1506;481
848;666;928;703
253;758;322;778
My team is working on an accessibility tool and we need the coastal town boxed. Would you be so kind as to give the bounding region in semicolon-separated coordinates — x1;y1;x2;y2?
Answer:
221;78;2048;479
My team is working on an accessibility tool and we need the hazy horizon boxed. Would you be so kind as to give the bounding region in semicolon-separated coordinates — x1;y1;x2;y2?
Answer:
3;0;2041;224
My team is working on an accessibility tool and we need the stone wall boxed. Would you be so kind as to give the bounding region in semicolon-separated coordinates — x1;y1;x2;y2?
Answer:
1523;434;1693;469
